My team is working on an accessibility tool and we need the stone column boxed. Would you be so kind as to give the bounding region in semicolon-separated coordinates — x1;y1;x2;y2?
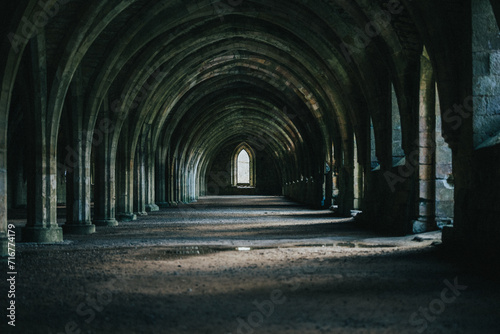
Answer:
182;170;190;203
117;122;136;221
62;136;95;234
413;55;436;233
155;146;169;207
332;146;340;206
188;170;196;203
354;164;364;211
434;86;454;226
338;137;355;216
134;139;147;216
93;101;118;227
353;138;363;210
0;135;7;255
324;160;333;209
94;143;118;226
63;69;96;235
23;32;63;243
145;131;159;212
170;156;180;206
12;150;27;208
167;152;176;206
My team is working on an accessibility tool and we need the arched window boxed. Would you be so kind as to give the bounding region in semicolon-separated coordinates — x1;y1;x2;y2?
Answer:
232;143;256;187
237;149;250;184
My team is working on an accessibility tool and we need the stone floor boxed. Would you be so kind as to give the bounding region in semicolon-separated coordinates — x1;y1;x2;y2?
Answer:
2;196;500;333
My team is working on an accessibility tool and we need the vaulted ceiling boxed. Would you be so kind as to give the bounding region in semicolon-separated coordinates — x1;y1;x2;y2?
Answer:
1;0;477;190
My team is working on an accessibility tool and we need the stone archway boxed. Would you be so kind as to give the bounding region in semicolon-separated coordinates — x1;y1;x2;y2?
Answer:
232;143;256;188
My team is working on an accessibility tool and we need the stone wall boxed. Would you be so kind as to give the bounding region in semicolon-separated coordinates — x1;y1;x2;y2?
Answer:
473;0;500;148
435;95;454;224
206;144;281;196
457;0;500;255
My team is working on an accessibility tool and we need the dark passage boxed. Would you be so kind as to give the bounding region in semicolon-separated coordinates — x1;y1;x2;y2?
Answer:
2;1;500;333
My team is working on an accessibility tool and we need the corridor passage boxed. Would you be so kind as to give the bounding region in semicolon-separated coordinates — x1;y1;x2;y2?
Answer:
3;2;500;333
12;196;390;248
6;196;500;333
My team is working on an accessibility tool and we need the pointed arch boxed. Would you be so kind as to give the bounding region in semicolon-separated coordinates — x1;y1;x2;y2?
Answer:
232;143;256;187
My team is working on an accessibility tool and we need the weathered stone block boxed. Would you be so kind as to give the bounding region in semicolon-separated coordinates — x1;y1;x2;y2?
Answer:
473;96;489;116
419;166;434;180
392;127;403;141
436;185;454;201
474;115;500;146
436;146;452;164
145;203;160;212
435;164;453;178
418;201;434;216
118;213;137;222
413;220;428;234
474;75;500;96
392;140;402;152
486;95;500;114
491;52;500;75
419;132;436;148
436;202;454;219
472;8;500;50
473;52;490;76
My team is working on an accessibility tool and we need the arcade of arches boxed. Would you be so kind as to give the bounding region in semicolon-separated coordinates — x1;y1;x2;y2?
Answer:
2;1;500;260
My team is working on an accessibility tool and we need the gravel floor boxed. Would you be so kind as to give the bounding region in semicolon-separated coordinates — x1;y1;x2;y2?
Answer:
1;196;499;334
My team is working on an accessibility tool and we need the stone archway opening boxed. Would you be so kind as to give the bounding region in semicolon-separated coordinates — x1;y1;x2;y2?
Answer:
232;143;256;189
237;149;250;186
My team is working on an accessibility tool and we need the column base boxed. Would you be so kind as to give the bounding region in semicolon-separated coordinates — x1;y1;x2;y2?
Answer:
22;226;64;243
93;219;119;227
157;202;170;208
118;213;137;222
413;218;436;234
135;211;148;216
436;218;453;230
0;235;8;257
63;223;96;235
145;204;160;212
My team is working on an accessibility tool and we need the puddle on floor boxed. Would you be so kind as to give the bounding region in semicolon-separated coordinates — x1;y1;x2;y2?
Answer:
137;242;399;261
139;246;234;260
290;242;397;249
356;243;397;248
